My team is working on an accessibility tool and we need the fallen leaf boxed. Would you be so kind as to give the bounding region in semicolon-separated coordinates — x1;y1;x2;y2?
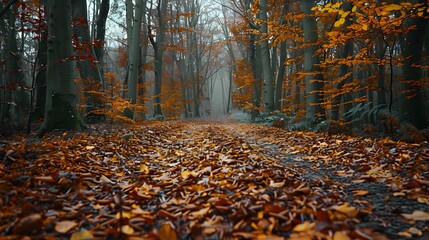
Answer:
293;221;315;232
332;203;358;217
55;220;77;233
121;225;135;235
70;229;94;240
352;190;369;196
13;213;44;235
333;231;351;240
402;210;429;221
158;223;178;240
398;227;422;238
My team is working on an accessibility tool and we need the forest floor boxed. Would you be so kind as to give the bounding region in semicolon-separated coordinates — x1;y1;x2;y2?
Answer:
0;119;429;239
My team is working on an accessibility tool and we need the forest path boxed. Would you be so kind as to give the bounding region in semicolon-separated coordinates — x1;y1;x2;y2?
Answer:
176;120;429;239
0;120;428;239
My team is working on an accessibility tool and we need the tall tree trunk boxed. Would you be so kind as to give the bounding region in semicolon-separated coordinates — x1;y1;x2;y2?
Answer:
126;0;144;119
301;0;324;121
260;0;274;113
151;0;167;117
94;0;110;76
33;2;48;120
400;8;428;129
38;0;84;136
5;5;26;126
275;41;287;110
72;0;104;123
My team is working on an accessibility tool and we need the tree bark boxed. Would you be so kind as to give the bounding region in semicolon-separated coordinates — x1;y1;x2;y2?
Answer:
301;0;324;121
126;0;144;119
94;0;110;74
400;7;428;129
260;0;274;113
38;0;84;136
72;0;104;123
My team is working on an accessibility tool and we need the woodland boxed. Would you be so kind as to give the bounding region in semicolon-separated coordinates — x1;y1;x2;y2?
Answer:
0;0;429;239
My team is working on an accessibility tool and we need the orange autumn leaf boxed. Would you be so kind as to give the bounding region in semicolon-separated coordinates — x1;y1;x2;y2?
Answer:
158;223;178;240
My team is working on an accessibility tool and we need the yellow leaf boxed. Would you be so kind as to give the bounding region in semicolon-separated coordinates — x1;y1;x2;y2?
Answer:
332;203;358;217
159;223;178;240
332;2;341;9
121;225;134;235
70;229;94;240
333;231;351;240
293;221;315;232
341;11;350;18
55;220;77;233
334;18;345;27
402;210;429;221
352;6;357;12
362;24;368;31
181;170;192;179
140;163;149;172
384;4;402;11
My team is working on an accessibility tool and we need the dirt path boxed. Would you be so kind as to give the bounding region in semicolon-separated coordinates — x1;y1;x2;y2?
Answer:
1;120;428;239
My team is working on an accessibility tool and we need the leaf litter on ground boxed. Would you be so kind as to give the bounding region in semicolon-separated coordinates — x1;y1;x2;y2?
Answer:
0;120;428;239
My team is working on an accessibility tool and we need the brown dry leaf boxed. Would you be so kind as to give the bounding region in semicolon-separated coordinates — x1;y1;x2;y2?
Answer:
70;229;94;240
13;213;44;235
402;210;429;221
100;175;114;184
189;207;210;219
55;220;77;233
158;223;178;240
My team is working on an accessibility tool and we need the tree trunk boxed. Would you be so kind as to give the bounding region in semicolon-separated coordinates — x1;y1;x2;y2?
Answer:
5;5;26;126
72;0;104;123
38;0;84;135
260;0;274;113
400;9;428;129
33;3;48;120
275;41;287;110
301;0;324;121
126;0;144;119
94;0;110;75
153;0;167;117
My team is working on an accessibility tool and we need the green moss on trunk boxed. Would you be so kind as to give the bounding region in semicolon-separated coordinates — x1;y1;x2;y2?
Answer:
39;94;84;134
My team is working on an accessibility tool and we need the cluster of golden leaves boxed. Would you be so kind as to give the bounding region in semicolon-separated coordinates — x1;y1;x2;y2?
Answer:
0;121;428;239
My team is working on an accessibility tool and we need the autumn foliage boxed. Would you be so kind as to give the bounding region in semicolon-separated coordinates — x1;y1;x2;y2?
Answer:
1;121;429;239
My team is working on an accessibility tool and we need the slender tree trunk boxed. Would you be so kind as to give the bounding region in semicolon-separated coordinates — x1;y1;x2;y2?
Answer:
94;0;110;76
151;0;167;117
275;41;287;110
301;0;324;121
260;0;274;113
400;8;428;129
33;3;48;120
72;0;104;123
38;0;84;136
126;0;144;119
